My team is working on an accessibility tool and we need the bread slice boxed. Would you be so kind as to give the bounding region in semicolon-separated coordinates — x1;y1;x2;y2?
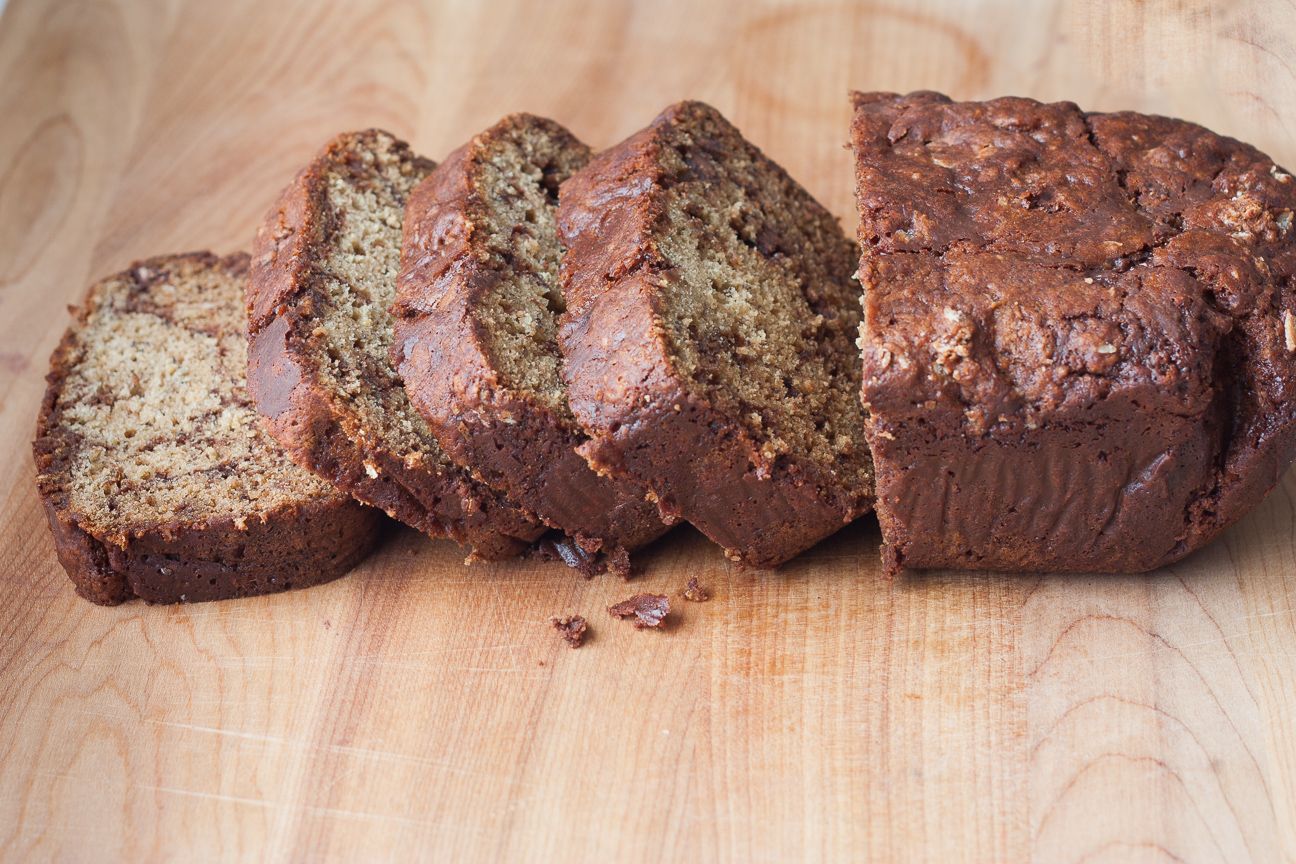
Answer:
246;130;546;561
557;101;874;568
392;114;669;576
34;252;382;605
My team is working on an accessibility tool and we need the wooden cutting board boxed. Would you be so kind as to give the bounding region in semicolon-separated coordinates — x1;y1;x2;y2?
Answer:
2;0;1295;860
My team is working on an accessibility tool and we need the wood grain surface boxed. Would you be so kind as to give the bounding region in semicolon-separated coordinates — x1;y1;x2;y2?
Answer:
2;0;1295;861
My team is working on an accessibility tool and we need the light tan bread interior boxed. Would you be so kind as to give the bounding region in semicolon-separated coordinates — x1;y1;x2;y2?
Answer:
652;109;871;483
467;120;591;419
311;134;440;460
58;257;341;542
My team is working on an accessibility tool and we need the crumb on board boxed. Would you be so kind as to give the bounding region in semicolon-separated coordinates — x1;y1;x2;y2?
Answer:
534;535;602;577
608;594;670;629
680;577;710;602
550;615;588;648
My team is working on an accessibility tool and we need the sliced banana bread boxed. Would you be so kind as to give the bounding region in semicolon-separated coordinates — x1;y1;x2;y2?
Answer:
393;114;669;576
34;252;382;605
557;102;874;568
247;130;546;561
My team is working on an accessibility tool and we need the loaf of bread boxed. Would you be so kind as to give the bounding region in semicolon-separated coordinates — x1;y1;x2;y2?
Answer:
246;129;546;562
44;93;1288;599
557;101;875;568
34;252;382;605
852;91;1296;574
393;114;669;576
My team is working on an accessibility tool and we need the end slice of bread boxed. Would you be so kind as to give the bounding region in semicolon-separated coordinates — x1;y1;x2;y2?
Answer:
34;252;383;605
558;102;875;568
246;130;546;561
393;114;669;576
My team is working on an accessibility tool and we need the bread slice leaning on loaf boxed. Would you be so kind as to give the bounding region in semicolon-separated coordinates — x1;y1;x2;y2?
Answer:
393;114;670;576
557;101;875;568
34;252;383;605
246;129;546;561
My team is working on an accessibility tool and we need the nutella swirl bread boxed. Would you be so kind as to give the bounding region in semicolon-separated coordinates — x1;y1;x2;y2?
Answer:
557;102;874;568
393;114;668;576
34;253;382;605
852;91;1296;574
246;130;545;561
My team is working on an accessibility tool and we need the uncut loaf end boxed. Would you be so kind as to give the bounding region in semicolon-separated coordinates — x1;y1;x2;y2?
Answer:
852;91;1296;575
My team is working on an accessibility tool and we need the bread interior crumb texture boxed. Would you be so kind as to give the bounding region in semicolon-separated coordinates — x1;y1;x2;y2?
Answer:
60;258;340;539
654;111;870;479
471;124;590;420
315;133;438;456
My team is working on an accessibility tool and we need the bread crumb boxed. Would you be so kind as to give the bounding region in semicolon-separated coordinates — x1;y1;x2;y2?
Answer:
550;615;588;648
680;577;710;602
608;594;670;629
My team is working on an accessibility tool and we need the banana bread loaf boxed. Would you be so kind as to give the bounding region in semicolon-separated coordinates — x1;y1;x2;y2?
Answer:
558;102;874;568
852;91;1296;574
34;252;382;605
246;130;545;561
393;114;669;576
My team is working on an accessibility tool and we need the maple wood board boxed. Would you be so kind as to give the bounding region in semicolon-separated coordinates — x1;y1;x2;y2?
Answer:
2;1;1296;861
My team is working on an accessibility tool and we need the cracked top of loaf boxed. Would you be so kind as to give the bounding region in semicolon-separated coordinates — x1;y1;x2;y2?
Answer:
853;91;1296;422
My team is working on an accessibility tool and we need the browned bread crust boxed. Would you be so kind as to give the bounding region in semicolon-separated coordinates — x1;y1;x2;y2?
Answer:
557;102;874;569
247;130;545;561
852;91;1296;574
393;115;668;576
34;252;382;605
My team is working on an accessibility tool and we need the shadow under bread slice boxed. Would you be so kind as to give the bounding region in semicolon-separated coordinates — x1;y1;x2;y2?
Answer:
392;114;670;577
557;101;875;569
33;252;383;606
246;129;545;561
